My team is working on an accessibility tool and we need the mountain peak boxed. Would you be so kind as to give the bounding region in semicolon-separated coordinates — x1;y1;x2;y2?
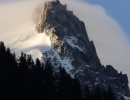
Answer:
35;1;130;99
44;0;64;9
36;0;68;33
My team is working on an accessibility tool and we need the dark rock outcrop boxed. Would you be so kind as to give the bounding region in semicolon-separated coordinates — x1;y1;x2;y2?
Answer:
36;0;130;99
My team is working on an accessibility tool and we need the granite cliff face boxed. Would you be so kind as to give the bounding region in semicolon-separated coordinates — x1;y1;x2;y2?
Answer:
36;0;130;99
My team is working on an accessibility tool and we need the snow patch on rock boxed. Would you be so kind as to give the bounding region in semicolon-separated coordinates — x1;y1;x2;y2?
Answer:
44;48;73;75
64;36;84;52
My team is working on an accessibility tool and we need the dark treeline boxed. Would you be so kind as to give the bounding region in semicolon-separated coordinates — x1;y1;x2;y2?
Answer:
0;41;116;100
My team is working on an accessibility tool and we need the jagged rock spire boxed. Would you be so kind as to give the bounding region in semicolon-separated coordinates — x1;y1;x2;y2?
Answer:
35;0;130;98
56;0;60;2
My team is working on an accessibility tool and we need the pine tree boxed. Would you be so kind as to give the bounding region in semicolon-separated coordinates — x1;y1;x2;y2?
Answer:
0;41;118;100
107;86;116;100
84;85;91;100
91;86;102;100
71;79;82;100
44;61;56;100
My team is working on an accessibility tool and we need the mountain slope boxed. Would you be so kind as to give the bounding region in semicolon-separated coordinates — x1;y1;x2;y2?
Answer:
10;0;130;99
35;0;130;99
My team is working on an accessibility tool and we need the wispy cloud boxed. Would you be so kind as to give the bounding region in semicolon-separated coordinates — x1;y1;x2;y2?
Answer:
0;0;130;81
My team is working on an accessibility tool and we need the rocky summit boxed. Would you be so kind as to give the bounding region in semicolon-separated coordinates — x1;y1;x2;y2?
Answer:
36;0;130;99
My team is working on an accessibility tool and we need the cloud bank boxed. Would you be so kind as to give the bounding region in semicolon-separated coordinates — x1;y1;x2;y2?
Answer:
0;0;130;81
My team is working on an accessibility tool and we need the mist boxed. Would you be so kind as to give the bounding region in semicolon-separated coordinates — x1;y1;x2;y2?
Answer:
0;0;130;81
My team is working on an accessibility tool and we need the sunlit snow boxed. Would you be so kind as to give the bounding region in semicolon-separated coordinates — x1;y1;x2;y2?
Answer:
9;23;52;60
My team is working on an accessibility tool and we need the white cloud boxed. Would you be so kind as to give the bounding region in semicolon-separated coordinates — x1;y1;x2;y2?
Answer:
0;0;42;43
0;0;130;82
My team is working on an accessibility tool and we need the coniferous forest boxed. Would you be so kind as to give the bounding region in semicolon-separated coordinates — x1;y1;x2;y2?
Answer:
0;41;117;100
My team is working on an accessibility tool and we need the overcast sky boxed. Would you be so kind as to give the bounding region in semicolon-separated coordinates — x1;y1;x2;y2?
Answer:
0;0;130;82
